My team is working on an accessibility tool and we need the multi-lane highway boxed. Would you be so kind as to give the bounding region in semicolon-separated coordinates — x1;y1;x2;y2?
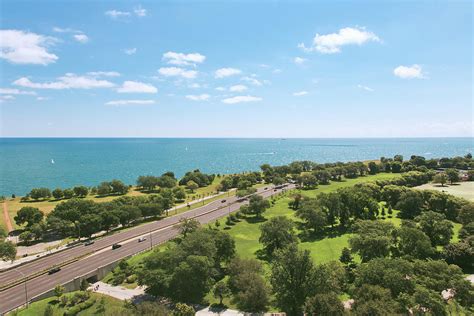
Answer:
0;184;293;314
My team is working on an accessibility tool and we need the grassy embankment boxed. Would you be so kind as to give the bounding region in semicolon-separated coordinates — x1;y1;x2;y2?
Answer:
11;292;124;316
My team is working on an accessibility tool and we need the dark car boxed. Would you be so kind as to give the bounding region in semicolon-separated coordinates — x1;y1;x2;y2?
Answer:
48;267;61;275
221;199;226;203
84;240;94;246
112;243;122;250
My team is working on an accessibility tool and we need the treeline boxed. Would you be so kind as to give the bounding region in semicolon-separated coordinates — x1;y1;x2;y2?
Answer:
20;169;216;202
14;190;182;244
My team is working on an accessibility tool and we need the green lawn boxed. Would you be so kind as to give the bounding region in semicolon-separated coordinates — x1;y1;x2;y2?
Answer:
220;173;403;264
11;292;124;316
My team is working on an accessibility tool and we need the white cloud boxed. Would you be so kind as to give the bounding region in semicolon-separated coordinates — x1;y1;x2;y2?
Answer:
158;67;197;79
134;5;147;17
186;94;210;101
73;34;89;44
241;76;262;86
0;95;15;103
293;91;308;96
36;96;48;101
163;51;205;66
294;57;307;65
0;88;36;95
52;27;81;33
124;48;137;55
0;30;58;65
273;69;282;74
117;81;157;93
222;95;262;104
13;73;115;89
188;83;201;89
106;99;155;106
105;10;131;18
393;64;425;79
215;86;226;91
299;27;380;54
229;84;247;92
215;68;242;79
357;84;374;92
87;71;121;77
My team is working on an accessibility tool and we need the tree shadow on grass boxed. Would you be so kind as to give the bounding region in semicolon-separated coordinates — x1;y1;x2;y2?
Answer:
298;226;348;243
244;216;267;224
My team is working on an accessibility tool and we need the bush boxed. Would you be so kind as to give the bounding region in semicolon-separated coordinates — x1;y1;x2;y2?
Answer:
64;297;95;316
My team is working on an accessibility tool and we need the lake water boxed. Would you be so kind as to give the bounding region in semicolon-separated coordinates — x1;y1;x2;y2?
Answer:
0;138;472;196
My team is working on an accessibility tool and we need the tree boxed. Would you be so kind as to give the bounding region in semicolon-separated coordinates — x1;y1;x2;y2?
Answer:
227;258;269;312
169;255;214;303
213;281;230;305
177;218;200;238
136;175;160;191
54;284;65;299
80;278;89;291
52;188;64;200
396;226;435;259
29;187;51;200
79;214;102;238
44;304;54;316
63;188;74;199
396;190;425;219
73;186;88;197
242;195;270;219
259;216;298;257
416;211;453;246
457;203;474;225
272;176;285;186
339;247;353;265
352;285;401;316
349;221;395;262
110;179;129;195
304;293;344;316
173;186;186;201
14;207;44;227
19;230;34;245
300;174;318;190
445;168;460;184
174;303;195;316
443;240;474;270
296;200;327;234
271;245;316;316
368;161;379;175
0;241;16;261
186;180;199;193
97;182;112;196
432;173;448;187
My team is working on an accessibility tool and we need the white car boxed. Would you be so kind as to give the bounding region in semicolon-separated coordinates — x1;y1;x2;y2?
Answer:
138;237;147;242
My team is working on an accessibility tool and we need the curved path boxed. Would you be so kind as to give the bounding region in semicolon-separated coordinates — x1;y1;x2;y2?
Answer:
2;202;13;233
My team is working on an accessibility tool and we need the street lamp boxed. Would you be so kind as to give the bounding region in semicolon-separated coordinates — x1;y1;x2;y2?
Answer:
13;268;28;309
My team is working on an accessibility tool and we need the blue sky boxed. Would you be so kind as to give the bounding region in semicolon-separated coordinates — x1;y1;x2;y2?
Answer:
0;0;472;137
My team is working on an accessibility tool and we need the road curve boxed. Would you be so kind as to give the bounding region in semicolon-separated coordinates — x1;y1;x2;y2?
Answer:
0;184;294;314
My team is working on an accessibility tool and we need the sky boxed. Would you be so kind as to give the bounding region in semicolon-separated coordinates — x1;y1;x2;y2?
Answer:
0;0;472;138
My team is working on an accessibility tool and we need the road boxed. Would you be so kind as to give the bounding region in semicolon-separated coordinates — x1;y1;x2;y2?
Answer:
0;184;293;314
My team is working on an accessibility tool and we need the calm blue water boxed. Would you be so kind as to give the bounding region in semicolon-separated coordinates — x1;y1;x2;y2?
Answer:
0;138;473;196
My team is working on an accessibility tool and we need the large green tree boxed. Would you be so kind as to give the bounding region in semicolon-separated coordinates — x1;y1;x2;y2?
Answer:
259;216;297;257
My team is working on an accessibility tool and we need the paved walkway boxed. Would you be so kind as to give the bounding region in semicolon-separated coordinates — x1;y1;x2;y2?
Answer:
88;281;145;300
196;307;245;316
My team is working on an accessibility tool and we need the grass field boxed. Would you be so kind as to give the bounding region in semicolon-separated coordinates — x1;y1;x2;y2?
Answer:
11;292;124;316
220;173;403;264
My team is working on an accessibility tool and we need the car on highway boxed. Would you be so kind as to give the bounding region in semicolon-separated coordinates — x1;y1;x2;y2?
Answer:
48;267;61;275
221;199;226;203
138;237;147;242
264;187;268;190
112;243;122;250
84;240;94;246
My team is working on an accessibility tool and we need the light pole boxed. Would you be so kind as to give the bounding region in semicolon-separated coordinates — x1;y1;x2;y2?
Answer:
14;268;28;308
149;227;153;250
